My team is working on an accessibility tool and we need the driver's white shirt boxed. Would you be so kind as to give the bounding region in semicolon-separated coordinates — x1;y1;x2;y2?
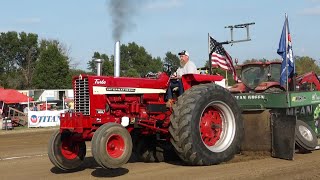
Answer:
176;60;198;77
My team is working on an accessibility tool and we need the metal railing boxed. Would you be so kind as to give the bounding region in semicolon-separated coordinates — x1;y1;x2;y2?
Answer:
7;107;27;126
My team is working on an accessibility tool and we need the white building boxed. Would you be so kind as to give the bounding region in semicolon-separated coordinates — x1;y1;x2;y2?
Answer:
18;89;74;101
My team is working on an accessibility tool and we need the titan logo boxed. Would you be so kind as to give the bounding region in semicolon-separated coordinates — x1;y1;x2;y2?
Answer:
30;115;60;124
94;79;106;85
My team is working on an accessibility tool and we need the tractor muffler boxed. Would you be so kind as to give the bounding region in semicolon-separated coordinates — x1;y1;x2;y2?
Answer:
114;41;120;77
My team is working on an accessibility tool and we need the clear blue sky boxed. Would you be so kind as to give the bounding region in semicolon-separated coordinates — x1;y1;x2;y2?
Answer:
1;0;319;70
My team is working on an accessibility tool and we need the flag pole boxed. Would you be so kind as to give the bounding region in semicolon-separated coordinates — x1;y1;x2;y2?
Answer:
1;101;4;115
288;13;296;91
225;70;228;87
285;13;289;92
208;33;212;75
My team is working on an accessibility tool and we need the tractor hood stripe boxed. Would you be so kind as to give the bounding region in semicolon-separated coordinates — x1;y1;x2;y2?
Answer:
93;86;167;95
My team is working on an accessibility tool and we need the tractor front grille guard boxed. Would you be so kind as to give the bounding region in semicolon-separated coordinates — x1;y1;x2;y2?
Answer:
74;78;90;115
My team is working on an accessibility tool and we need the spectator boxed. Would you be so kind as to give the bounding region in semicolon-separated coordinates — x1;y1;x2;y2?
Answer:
23;105;29;114
33;103;38;111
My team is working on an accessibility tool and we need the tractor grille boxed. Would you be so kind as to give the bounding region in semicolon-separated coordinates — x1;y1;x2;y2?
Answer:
74;78;90;115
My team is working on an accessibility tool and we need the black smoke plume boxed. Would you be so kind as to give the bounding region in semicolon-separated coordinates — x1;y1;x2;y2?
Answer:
108;0;139;41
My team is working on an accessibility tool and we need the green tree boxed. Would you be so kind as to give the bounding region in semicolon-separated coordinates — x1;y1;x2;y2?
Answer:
16;32;39;88
0;32;19;74
0;31;39;89
126;68;140;77
295;56;320;75
66;69;88;88
87;52;113;76
119;42;163;77
101;54;114;76
242;58;281;64
164;52;180;75
243;58;266;64
88;42;163;77
150;56;163;73
33;40;70;89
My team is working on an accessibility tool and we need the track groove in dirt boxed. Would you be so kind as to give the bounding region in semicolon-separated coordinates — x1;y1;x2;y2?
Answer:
0;129;320;179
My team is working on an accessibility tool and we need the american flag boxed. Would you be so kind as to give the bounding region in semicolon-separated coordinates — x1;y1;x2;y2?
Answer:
209;36;238;81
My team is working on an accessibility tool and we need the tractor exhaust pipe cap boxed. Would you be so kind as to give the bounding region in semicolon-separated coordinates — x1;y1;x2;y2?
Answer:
95;58;103;76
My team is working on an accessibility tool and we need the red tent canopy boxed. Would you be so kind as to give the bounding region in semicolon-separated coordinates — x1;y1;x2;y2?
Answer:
0;89;33;104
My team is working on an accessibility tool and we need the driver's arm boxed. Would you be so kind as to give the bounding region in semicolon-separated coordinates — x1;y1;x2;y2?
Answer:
171;68;183;79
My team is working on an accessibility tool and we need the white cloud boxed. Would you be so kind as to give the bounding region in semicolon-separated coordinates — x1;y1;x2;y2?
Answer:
300;0;320;15
16;17;41;24
144;0;183;10
301;6;320;15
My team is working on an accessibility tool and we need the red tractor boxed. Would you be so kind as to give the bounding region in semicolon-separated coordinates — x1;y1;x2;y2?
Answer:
229;61;285;93
48;72;244;170
229;61;320;93
296;71;320;91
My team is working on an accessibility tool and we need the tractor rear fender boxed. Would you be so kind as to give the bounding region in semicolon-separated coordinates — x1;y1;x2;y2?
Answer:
181;74;224;91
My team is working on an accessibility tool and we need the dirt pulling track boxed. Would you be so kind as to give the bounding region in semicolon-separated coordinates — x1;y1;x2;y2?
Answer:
1;128;320;180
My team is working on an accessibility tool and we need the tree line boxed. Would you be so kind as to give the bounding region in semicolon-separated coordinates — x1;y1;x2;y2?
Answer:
0;31;319;89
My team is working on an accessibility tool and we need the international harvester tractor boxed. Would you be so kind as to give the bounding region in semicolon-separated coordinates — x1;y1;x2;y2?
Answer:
49;23;320;171
48;67;244;170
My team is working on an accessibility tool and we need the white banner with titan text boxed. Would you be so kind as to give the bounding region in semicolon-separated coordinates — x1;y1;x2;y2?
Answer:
28;110;64;127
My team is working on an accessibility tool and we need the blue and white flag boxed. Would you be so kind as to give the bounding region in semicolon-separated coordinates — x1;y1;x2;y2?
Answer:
277;14;294;87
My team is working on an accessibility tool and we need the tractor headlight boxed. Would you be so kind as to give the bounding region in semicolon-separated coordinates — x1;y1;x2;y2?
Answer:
96;109;105;114
121;117;130;127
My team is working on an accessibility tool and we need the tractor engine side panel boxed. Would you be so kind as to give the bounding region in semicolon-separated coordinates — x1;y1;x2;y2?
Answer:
61;74;171;137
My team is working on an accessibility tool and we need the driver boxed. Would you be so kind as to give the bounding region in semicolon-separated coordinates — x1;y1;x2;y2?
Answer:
166;50;197;107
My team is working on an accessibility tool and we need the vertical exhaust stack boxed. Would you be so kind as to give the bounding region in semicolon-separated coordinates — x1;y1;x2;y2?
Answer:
114;41;120;77
94;58;103;76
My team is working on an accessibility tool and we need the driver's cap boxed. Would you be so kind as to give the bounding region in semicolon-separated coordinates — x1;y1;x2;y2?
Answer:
178;50;189;56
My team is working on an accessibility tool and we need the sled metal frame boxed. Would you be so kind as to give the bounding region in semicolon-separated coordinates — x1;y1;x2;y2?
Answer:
236;91;320;160
221;22;255;45
208;22;255;75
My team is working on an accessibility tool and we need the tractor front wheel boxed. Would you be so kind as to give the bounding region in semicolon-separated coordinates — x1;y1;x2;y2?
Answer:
48;130;86;171
92;123;132;169
169;83;243;165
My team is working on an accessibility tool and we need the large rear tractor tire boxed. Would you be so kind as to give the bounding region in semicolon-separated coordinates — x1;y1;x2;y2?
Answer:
169;83;243;165
92;123;132;169
135;136;164;162
48;130;86;171
132;135;178;163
